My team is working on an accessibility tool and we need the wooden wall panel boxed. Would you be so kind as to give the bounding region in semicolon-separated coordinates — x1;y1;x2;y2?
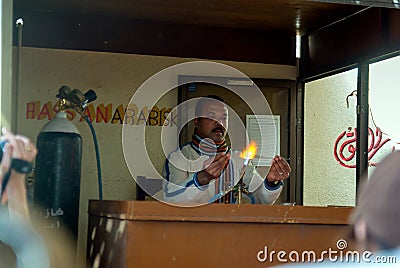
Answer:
301;8;400;80
389;9;400;45
13;9;296;65
301;8;382;79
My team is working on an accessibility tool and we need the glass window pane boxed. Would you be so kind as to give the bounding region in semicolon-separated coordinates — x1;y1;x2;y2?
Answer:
368;55;400;175
304;69;358;206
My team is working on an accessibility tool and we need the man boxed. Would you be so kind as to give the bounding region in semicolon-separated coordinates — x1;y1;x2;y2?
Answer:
163;95;291;204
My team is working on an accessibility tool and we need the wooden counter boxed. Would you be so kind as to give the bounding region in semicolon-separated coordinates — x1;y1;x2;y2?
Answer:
87;200;354;267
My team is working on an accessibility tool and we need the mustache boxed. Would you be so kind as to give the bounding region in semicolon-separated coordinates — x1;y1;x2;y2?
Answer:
212;126;225;133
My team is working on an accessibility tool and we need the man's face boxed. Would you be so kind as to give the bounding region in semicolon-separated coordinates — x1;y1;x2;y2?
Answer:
194;100;228;143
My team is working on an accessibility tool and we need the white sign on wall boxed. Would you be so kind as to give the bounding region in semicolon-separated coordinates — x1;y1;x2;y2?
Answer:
246;115;280;166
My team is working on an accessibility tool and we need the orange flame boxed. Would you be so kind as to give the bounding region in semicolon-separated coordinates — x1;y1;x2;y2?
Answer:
239;141;257;160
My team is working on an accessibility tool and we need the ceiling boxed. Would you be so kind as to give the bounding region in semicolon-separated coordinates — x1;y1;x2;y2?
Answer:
14;0;368;36
13;0;399;69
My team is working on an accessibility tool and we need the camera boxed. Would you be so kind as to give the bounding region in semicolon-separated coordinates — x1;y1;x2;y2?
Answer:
0;140;7;161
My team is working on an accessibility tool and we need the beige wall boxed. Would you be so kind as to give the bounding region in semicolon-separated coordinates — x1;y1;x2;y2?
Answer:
15;47;296;261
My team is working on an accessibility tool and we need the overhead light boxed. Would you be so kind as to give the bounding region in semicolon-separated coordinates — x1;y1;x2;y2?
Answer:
296;34;301;59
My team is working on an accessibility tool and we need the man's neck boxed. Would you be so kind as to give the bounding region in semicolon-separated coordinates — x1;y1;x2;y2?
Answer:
191;129;228;155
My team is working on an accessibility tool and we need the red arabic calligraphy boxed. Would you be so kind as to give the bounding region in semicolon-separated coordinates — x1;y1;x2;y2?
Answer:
334;127;391;168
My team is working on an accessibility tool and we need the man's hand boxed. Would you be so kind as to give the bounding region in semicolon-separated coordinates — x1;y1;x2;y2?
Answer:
196;153;230;186
266;155;291;185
